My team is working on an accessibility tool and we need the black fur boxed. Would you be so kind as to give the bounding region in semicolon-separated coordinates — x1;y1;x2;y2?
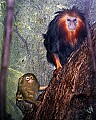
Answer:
43;7;87;66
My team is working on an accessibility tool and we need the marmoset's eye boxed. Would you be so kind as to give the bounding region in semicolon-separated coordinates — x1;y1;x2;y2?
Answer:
30;76;34;80
26;76;30;80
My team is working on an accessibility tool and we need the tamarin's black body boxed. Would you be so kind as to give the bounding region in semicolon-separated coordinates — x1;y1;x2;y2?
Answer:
43;7;87;69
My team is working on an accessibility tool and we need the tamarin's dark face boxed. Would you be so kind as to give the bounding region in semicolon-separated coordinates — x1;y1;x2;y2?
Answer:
58;13;85;46
66;16;78;31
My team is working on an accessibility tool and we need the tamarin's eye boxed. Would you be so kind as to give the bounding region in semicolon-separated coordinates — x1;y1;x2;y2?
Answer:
73;18;77;22
26;76;30;80
67;18;70;22
73;18;77;23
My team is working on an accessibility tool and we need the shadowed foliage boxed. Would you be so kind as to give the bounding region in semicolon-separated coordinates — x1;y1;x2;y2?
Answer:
23;23;96;120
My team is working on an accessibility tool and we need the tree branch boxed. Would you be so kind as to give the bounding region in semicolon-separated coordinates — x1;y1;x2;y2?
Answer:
0;0;14;119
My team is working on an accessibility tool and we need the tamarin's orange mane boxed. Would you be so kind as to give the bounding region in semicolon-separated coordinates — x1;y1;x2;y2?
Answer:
58;12;85;46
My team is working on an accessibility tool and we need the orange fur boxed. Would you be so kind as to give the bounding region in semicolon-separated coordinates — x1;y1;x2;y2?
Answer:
58;13;85;46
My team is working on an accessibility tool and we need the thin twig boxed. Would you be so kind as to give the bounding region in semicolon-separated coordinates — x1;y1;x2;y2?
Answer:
13;11;31;57
84;0;96;72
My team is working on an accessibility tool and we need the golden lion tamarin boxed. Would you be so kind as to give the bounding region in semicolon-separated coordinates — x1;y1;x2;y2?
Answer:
16;73;47;115
44;7;87;73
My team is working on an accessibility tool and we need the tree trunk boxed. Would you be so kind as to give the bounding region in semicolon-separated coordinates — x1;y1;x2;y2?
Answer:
23;23;96;120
